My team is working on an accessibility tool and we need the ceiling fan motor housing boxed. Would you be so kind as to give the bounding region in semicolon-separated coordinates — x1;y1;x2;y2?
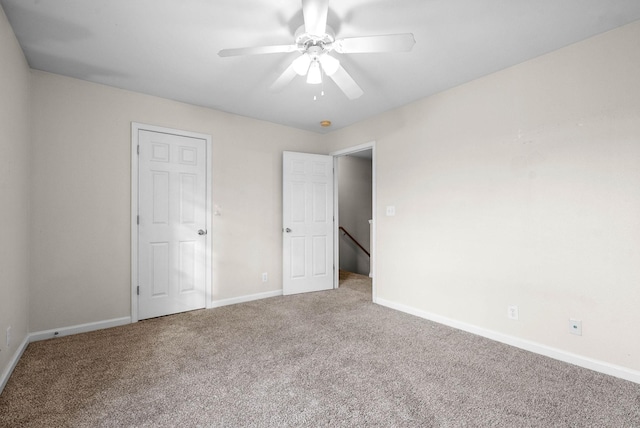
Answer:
295;24;335;56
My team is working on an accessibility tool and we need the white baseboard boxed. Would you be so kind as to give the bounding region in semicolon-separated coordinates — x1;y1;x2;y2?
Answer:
211;290;282;308
22;290;283;343
0;335;29;394
29;317;132;342
376;298;640;385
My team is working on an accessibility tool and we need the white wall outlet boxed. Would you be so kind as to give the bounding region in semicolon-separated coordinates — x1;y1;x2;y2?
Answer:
507;305;519;320
262;272;268;283
569;319;582;336
6;326;11;347
386;206;396;216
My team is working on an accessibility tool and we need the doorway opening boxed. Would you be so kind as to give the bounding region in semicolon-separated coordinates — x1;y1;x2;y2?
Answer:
331;142;376;301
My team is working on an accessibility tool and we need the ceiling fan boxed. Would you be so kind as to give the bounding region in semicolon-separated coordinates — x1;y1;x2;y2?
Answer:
218;0;415;100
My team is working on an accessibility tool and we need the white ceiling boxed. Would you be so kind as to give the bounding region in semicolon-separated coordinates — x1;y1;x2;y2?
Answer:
3;0;640;133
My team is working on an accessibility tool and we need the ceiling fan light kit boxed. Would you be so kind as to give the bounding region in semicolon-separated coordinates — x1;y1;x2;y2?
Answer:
306;61;323;84
218;0;415;100
292;54;312;75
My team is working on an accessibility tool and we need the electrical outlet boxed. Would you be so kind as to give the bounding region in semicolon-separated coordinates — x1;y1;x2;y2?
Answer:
386;206;396;216
507;305;519;320
569;319;582;336
6;326;11;347
262;272;268;283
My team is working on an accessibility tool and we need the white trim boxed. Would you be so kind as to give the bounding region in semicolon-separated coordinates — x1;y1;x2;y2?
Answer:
371;147;377;301
210;290;283;308
332;157;340;289
331;141;376;156
330;142;376;300
0;336;29;394
29;317;132;342
376;297;640;385
205;132;213;310
131;125;139;322
131;122;213;322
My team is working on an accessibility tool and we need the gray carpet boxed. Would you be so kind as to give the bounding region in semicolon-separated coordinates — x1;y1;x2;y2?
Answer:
1;271;639;427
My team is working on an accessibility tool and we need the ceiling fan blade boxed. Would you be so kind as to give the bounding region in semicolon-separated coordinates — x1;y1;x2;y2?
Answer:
218;44;297;57
329;65;363;100
334;33;415;54
302;0;329;36
270;63;298;92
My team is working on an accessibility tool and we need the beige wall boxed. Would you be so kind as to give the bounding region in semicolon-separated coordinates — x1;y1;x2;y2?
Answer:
325;21;640;371
0;7;30;379
29;71;323;332
338;156;372;275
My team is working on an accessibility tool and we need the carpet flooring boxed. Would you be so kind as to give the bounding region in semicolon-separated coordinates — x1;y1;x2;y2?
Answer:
1;271;639;427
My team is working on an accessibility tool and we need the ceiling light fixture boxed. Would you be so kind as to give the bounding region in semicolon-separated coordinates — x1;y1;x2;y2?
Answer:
292;44;340;86
292;54;311;76
306;60;322;84
219;1;416;101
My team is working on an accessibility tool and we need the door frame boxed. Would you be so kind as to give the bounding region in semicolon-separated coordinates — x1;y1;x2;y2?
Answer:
330;141;376;302
130;122;213;323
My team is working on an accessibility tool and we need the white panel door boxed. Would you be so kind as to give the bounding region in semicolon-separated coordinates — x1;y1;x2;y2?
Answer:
138;130;207;319
283;151;334;295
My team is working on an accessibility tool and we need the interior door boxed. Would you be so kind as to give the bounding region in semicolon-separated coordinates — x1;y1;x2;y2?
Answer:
138;129;207;319
282;151;334;295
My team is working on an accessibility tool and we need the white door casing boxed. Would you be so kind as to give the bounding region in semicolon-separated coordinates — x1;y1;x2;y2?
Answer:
331;141;376;300
283;151;334;295
132;124;212;321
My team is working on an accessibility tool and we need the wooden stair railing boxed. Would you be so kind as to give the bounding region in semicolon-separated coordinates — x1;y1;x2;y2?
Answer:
339;226;370;257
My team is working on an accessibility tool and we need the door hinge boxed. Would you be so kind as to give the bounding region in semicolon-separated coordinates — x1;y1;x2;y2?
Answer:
137;286;140;295
137;145;140;155
137;215;139;225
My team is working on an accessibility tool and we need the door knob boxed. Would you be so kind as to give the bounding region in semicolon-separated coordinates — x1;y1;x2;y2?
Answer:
285;228;292;233
198;229;207;235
